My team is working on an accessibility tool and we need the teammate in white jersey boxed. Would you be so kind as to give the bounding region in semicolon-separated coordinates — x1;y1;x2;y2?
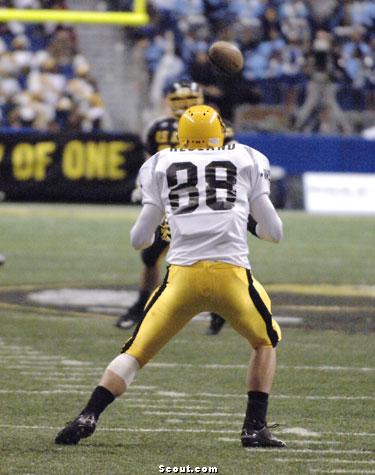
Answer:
55;105;286;448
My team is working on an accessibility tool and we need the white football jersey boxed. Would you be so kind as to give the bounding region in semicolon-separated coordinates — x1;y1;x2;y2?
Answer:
139;143;271;269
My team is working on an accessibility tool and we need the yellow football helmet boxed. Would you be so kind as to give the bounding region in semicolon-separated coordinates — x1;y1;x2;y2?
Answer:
166;80;204;119
178;105;225;149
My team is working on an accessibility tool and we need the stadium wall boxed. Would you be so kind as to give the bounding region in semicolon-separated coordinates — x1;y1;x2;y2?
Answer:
0;131;374;206
237;133;375;174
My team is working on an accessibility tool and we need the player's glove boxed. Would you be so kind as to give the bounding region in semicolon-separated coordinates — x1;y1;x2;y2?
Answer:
160;218;171;242
247;215;259;238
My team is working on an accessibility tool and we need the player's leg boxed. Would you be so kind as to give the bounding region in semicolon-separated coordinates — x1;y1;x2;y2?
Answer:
294;79;320;131
116;264;160;327
246;345;276;394
211;264;285;448
122;265;201;366
55;265;200;445
206;313;225;335
324;83;352;135
240;346;283;447
115;226;169;329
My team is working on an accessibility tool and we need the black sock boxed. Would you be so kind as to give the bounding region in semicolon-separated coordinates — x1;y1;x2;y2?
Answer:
138;290;151;308
80;386;115;420
243;391;269;429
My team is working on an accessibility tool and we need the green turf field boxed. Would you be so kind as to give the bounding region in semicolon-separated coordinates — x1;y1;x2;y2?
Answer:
0;204;374;475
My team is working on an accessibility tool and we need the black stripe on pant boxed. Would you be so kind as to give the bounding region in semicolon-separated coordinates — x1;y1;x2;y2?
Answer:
246;269;279;348
121;268;170;353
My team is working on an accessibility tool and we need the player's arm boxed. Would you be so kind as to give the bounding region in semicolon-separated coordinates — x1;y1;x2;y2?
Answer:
130;204;164;250
130;154;165;250
246;147;283;243
249;194;283;243
130;122;156;203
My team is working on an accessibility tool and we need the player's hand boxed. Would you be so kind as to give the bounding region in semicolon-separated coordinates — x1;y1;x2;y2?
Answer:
160;218;171;242
247;214;259;238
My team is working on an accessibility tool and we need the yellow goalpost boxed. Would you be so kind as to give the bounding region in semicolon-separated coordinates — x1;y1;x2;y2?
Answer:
0;0;148;26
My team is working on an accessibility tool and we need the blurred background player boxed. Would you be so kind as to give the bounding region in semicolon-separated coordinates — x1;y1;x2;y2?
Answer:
115;80;205;330
294;30;353;134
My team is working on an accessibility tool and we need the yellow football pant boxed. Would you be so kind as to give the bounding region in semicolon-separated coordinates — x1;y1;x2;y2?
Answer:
123;261;281;367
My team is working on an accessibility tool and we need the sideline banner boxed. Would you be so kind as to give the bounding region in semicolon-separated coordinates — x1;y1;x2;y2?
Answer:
303;172;375;214
0;132;145;203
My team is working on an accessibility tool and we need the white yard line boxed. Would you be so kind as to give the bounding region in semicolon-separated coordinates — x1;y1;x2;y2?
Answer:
7;369;374;401
52;384;157;390
242;449;374;455
142;410;244;417
0;424;374;444
310;470;375;474
5;364;94;370
182;421;325;436
0;424;374;446
155;391;373;401
7;359;373;372
191;420;246;426
19;375;92;389
126;404;209;410
121;397;213;405
326;432;375;437
55;385;98;389
148;363;374;372
280;365;374;372
272;459;375;464
280;428;320;437
0;389;372;402
14;367;100;371
0;355;63;361
0;389;88;394
275;395;375;401
17;371;101;377
0;424;243;434
218;438;340;445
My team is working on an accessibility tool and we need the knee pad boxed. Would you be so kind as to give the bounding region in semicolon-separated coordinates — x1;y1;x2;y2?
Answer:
106;353;140;388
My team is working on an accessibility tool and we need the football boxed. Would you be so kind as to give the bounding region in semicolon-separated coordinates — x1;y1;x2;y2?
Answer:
208;41;244;75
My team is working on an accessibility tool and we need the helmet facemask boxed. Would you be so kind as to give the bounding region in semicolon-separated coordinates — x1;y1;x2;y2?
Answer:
166;81;204;119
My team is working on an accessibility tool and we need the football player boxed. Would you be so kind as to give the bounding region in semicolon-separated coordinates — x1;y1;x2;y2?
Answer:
55;105;286;448
116;80;225;334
